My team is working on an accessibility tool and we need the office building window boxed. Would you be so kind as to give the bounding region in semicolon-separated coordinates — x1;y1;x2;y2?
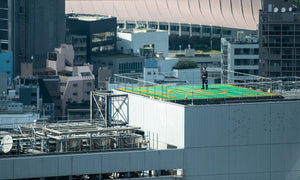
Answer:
119;62;143;74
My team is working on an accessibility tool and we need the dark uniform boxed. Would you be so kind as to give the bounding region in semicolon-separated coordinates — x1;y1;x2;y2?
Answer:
201;68;208;89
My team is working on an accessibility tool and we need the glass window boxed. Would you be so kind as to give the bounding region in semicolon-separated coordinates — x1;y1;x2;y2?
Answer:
73;83;78;87
92;31;115;43
73;92;78;96
234;49;242;55
159;25;168;30
171;25;179;31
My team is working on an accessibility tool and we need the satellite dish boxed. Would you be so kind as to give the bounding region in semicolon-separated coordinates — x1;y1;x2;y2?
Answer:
281;7;286;12
0;135;13;153
274;7;279;13
289;7;293;12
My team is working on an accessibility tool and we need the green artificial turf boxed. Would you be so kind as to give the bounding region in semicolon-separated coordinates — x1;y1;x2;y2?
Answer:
119;84;277;100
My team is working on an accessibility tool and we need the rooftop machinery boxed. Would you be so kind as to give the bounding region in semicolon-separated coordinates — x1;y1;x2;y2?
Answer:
0;91;148;155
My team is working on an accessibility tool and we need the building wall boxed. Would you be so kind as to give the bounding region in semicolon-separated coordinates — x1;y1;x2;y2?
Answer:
123;92;185;148
117;31;169;57
157;58;178;73
67;16;117;60
173;68;201;85
184;101;300;180
259;0;300;77
122;91;300;179
8;0;65;75
117;32;133;54
0;149;183;179
222;38;259;83
0;0;9;50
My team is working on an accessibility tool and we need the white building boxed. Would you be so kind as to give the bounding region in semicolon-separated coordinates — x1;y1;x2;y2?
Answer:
114;86;300;180
1;84;300;179
221;33;259;84
117;29;169;57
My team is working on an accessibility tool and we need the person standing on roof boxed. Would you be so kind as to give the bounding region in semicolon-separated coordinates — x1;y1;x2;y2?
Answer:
201;67;208;90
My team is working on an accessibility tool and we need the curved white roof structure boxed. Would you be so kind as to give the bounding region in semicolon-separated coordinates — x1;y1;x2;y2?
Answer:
66;0;262;30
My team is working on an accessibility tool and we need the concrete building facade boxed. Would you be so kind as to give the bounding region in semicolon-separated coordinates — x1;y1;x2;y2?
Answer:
0;0;65;76
117;29;169;57
66;14;117;61
259;0;300;77
47;44;95;117
221;34;259;83
117;89;300;180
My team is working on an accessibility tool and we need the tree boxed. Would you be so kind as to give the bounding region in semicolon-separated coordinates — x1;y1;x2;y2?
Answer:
173;60;198;69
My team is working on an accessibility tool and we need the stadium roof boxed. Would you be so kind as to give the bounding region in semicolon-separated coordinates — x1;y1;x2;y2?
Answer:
66;0;262;30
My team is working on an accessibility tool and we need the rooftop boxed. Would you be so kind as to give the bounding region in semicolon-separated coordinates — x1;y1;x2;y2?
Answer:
119;84;282;104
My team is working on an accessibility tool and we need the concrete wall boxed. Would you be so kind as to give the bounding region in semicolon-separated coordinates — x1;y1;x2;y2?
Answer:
117;31;169;57
184;101;300;180
0;149;183;179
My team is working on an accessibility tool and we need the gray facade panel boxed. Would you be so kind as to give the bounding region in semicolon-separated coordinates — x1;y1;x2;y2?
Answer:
159;150;184;170
183;147;229;176
129;151;145;171
0;158;14;179
13;156;58;179
229;103;271;145
0;149;184;179
184;100;300;178
271;171;300;180
184;105;230;148
270;102;300;143
271;144;300;172
58;156;73;176
101;151;130;173
72;154;102;175
144;150;160;170
229;173;270;180
184;175;229;180
229;145;270;173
